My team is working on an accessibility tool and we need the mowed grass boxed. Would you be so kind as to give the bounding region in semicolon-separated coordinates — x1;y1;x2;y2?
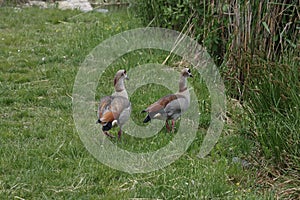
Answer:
0;6;273;199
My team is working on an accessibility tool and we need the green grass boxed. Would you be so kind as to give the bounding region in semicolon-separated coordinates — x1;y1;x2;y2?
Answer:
0;6;281;199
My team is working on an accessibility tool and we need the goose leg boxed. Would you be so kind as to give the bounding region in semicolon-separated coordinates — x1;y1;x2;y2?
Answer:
118;129;122;140
171;119;175;133
104;131;115;138
165;120;170;132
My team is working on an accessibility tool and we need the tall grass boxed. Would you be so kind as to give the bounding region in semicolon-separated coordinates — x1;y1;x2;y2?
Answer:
130;0;299;98
220;0;299;100
246;58;300;167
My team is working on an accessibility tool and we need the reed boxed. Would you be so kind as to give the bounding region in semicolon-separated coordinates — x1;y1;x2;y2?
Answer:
130;0;299;99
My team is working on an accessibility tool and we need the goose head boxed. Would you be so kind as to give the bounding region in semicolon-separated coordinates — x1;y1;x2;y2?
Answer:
179;68;193;92
114;69;129;92
181;68;193;78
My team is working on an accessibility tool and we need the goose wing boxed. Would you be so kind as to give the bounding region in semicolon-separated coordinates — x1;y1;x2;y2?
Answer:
99;96;130;124
144;94;178;113
98;96;113;121
164;94;188;119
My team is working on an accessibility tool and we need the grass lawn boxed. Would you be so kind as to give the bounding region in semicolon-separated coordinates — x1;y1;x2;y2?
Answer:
0;6;279;199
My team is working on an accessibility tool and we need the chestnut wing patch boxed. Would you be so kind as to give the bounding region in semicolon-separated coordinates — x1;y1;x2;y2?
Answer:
100;111;117;123
98;96;113;119
145;94;178;113
98;96;130;123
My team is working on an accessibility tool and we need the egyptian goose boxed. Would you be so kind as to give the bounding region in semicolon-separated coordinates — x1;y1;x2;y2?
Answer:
96;69;131;139
142;68;193;132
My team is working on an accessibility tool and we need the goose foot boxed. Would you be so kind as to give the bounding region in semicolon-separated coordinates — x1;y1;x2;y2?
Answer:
171;120;175;133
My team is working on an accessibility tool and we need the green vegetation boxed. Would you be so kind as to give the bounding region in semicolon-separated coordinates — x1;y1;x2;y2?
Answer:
130;0;300;198
0;2;299;200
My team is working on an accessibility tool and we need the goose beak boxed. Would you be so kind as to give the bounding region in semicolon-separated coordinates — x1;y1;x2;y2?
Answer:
125;74;129;80
186;68;193;78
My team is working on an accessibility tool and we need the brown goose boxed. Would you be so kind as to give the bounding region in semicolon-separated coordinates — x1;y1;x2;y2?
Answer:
96;69;131;139
142;68;193;132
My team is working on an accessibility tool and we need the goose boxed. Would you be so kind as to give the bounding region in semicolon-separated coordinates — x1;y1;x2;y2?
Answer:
142;68;193;132
96;69;131;139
